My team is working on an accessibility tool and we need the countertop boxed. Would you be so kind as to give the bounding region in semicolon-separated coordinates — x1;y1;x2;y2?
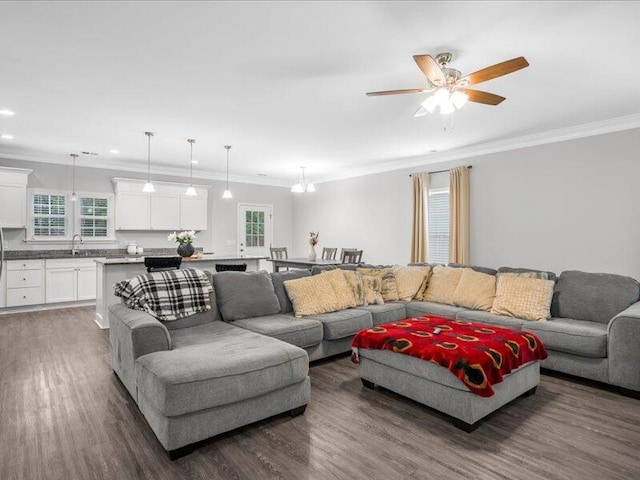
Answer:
94;254;269;265
3;248;194;261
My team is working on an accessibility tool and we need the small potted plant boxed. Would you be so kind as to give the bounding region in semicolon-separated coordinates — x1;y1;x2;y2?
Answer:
308;231;319;261
168;230;197;258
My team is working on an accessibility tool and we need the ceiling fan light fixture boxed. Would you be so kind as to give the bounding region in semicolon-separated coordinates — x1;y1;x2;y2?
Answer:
291;166;315;193
451;90;469;109
439;100;455;115
422;95;438;113
306;182;316;193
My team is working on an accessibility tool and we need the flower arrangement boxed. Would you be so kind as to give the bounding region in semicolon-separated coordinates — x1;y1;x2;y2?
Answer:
168;230;197;245
309;231;319;246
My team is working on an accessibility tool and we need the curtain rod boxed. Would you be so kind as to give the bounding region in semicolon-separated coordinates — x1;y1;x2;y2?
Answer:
409;165;472;177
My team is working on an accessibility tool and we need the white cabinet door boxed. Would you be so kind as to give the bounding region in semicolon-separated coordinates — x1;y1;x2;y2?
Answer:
0;184;26;228
45;268;77;303
76;267;97;301
116;192;150;230
180;196;207;231
150;194;180;230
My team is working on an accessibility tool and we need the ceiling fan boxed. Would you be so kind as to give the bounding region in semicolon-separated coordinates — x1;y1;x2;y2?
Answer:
366;53;529;117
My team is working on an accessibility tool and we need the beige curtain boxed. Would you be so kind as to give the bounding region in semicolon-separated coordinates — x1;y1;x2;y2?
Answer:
449;166;470;264
411;172;429;263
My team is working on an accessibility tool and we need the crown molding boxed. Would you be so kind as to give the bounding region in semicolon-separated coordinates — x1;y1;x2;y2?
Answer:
314;112;640;184
0;151;293;188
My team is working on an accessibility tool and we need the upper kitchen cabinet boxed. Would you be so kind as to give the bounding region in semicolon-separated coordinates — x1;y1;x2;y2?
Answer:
112;178;208;231
0;166;31;228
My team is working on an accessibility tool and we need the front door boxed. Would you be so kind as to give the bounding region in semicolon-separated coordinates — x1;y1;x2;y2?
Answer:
238;204;273;260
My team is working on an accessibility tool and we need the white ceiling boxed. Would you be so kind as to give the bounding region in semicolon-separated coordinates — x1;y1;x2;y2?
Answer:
1;1;639;186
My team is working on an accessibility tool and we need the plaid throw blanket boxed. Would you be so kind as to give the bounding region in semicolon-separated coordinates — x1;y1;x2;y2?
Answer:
113;268;213;321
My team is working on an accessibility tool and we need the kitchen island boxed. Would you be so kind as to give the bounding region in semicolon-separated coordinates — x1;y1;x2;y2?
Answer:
94;254;268;328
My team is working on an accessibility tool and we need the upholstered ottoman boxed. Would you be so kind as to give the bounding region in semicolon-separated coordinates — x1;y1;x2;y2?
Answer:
353;317;545;432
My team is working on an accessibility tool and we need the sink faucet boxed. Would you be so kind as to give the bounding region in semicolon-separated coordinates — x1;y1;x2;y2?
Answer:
71;234;84;255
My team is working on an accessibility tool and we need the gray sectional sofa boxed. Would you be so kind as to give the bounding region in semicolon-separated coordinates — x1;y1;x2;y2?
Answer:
109;265;640;458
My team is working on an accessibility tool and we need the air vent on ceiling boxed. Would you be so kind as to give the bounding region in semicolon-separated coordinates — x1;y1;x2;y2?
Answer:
82;151;98;156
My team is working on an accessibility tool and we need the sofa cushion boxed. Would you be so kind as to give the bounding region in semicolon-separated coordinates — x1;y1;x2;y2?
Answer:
497;266;557;283
393;265;431;301
451;268;496;311
320;269;360;310
405;301;468;319
306;308;373;340
270;270;311;313
523;318;608;358
551;270;640;324
135;321;308;416
212;271;281;321
448;263;498;276
421;266;463;305
161;271;221;330
232;314;323;348
361;275;384;305
491;275;554;321
357;267;400;302
356;302;407;326
455;310;526;330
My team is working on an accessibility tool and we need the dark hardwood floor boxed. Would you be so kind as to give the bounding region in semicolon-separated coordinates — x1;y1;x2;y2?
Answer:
1;306;639;480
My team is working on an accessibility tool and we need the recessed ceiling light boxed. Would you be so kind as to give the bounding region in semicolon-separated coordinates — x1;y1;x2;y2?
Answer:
190;159;198;164
0;109;15;116
1;134;14;140
256;173;268;176
109;149;120;154
430;149;438;153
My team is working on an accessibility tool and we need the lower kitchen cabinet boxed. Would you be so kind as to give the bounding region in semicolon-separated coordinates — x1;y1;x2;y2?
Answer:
45;259;97;303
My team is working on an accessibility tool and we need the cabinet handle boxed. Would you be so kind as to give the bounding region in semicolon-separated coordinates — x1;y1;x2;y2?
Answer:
23;278;26;281
23;264;26;267
22;295;26;299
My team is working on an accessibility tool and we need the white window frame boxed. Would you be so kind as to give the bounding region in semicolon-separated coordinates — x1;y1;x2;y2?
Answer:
27;188;116;243
427;187;450;264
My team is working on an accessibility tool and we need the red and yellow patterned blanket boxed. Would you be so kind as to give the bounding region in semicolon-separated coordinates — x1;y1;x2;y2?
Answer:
351;315;547;397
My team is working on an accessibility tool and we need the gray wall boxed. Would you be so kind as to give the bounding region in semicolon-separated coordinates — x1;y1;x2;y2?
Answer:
292;128;640;279
0;158;293;256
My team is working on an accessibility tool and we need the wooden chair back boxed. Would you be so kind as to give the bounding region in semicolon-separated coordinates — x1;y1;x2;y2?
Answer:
322;247;337;260
270;247;288;260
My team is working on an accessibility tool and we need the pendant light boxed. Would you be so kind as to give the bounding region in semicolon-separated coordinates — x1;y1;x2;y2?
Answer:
70;153;79;202
184;138;197;196
291;166;315;193
222;145;233;199
142;131;155;193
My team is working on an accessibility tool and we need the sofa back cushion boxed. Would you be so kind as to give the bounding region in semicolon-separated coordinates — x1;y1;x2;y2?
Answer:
284;269;357;317
448;263;498;276
551;270;640;324
491;275;554;321
452;268;496;311
271;270;311;313
212;271;281;321
356;267;400;302
497;266;557;282
393;265;431;301
422;265;464;305
162;270;221;330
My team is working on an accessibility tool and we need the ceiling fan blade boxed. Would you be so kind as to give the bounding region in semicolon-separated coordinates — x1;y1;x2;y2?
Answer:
413;55;446;85
459;88;506;105
366;88;427;96
460;57;529;86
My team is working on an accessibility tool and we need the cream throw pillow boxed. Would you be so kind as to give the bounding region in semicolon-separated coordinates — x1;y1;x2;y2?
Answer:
328;270;365;307
491;275;554;321
320;269;359;311
423;266;464;305
361;275;384;305
393;265;431;301
357;267;399;302
452;268;496;311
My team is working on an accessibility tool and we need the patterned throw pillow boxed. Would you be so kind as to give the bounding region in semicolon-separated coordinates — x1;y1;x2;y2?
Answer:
491;275;554;321
356;267;399;302
498;271;552;281
451;268;496;311
422;266;464;305
339;270;366;306
319;268;359;310
284;273;342;318
393;265;431;301
361;275;384;305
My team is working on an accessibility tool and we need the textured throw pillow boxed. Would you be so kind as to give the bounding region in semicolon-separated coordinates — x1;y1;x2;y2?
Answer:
357;267;399;302
452;268;496;311
340;270;366;306
284;274;341;318
320;269;359;310
361;275;384;305
491;275;554;321
423;266;464;305
393;265;431;301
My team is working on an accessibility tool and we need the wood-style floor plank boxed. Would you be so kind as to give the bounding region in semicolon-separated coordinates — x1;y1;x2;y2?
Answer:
1;306;639;480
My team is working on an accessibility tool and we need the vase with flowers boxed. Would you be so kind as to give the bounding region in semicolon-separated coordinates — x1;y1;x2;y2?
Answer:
168;230;197;258
308;231;319;261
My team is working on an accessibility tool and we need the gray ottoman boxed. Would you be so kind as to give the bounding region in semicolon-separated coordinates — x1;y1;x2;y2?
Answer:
358;348;540;431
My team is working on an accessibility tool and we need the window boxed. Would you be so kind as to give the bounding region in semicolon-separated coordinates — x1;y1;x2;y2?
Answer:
32;193;68;238
245;210;265;247
428;190;450;264
28;189;114;241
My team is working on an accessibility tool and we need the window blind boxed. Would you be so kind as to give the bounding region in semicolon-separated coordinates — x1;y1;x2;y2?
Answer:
428;191;450;264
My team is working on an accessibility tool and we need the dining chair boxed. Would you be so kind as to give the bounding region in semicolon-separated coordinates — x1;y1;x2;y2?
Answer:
270;247;288;260
322;247;337;260
341;249;363;264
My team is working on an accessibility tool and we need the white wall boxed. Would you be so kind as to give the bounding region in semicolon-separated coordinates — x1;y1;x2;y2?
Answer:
0;158;293;256
292;128;640;279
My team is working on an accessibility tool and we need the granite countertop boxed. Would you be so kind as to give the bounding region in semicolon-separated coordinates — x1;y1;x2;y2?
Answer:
3;248;194;261
94;254;269;265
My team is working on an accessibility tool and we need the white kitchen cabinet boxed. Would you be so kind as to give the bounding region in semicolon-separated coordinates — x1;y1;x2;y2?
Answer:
180;195;208;230
5;259;45;307
115;192;150;230
45;258;97;303
150;194;181;230
0;167;31;228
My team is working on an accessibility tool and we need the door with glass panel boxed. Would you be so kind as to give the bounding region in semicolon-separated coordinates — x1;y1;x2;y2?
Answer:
237;204;273;260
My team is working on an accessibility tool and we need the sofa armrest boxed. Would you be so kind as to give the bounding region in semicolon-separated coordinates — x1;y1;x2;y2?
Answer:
109;303;171;400
608;300;640;391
